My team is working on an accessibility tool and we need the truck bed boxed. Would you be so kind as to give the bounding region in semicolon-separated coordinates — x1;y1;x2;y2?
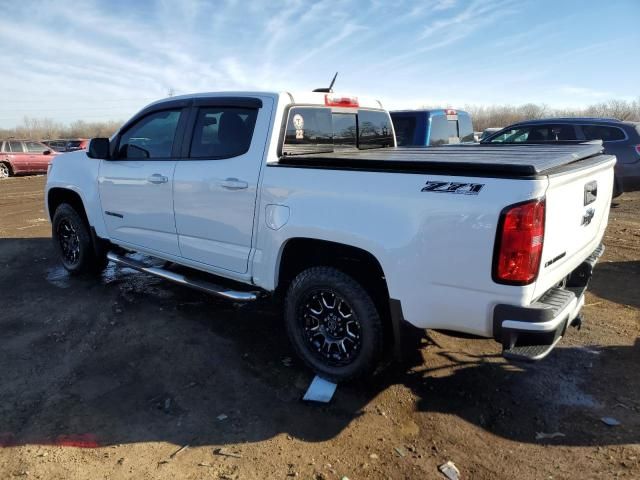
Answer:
277;143;606;178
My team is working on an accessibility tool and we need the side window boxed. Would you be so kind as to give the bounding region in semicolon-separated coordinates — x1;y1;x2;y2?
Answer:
26;141;47;153
117;109;182;159
9;141;24;152
527;124;576;141
581;125;626;142
189;107;258;158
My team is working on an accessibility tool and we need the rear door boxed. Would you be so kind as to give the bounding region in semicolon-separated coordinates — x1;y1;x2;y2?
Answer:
98;107;187;257
7;141;29;173
173;96;272;273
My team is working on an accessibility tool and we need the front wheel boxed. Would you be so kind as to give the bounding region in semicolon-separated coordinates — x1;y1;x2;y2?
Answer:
52;203;107;274
284;267;383;382
0;162;11;179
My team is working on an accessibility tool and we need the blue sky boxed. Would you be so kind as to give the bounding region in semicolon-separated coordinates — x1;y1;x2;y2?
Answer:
0;0;638;128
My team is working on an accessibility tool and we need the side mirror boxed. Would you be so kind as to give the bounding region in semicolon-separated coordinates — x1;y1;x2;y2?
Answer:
43;150;51;155
88;138;110;159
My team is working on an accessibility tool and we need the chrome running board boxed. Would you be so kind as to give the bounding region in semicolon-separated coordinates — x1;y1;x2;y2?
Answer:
106;252;259;302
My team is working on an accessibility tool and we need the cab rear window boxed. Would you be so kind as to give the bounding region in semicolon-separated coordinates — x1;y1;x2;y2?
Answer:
282;107;393;156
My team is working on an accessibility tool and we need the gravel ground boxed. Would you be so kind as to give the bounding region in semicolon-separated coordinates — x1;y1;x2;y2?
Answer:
0;175;638;479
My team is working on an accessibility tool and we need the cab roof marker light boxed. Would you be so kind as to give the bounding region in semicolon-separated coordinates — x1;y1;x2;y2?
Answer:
325;94;359;108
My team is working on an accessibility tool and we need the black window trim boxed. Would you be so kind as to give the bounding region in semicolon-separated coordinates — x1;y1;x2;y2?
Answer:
576;123;629;143
179;98;264;160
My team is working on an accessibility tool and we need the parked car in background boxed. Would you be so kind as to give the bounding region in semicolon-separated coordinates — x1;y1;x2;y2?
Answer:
65;139;89;151
481;118;640;196
480;127;503;142
0;140;58;178
390;109;474;146
42;139;69;152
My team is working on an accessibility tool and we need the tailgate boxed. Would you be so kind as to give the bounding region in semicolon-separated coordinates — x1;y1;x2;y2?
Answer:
533;154;616;298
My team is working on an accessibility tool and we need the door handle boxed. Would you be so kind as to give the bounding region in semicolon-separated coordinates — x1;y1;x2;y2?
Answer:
147;174;168;184
220;178;248;190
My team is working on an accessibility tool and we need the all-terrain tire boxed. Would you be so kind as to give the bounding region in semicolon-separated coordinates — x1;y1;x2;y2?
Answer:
284;266;383;382
52;203;107;274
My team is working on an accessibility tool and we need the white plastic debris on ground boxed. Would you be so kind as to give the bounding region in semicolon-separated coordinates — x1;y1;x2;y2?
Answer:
438;460;460;480
302;375;337;403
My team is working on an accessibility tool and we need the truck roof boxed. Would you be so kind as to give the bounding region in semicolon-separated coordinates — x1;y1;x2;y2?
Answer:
390;109;470;116
277;143;608;178
145;91;385;110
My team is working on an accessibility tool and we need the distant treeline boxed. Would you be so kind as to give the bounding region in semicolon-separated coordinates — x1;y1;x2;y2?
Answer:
0;117;123;140
464;98;640;132
1;98;639;140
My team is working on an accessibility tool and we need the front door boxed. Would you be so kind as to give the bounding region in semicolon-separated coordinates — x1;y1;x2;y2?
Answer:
98;108;185;257
173;97;272;273
25;141;52;173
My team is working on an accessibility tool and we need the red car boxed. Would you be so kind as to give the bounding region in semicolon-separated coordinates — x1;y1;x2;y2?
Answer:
0;140;58;178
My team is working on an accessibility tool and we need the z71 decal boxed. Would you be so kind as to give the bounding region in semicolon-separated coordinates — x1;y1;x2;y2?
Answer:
421;181;485;195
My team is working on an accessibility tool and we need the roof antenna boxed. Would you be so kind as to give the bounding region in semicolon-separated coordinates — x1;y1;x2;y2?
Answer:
313;72;338;93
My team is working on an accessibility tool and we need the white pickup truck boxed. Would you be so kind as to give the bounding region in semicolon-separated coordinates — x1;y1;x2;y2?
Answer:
45;91;615;381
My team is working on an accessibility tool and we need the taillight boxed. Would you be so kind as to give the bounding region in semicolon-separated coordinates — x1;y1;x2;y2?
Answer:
325;94;359;108
635;145;640;156
493;199;545;285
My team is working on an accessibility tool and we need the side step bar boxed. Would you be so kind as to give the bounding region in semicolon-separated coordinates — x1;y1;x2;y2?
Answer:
106;252;259;302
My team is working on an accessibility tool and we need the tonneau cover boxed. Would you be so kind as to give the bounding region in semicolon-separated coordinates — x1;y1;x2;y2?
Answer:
277;143;606;177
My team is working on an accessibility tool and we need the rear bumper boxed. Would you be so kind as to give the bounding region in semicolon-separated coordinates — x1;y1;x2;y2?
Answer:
493;243;604;361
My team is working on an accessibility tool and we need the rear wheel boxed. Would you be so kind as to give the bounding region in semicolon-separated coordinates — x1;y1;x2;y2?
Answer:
0;163;11;179
52;203;107;274
284;267;383;382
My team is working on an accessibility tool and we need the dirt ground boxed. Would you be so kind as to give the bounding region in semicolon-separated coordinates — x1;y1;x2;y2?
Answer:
0;175;638;480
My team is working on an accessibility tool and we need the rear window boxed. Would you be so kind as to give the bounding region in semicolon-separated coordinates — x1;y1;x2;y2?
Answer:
282;107;393;156
581;125;626;142
457;114;475;143
358;110;394;149
429;115;460;146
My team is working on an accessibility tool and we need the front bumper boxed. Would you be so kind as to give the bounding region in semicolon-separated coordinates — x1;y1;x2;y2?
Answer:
493;244;604;361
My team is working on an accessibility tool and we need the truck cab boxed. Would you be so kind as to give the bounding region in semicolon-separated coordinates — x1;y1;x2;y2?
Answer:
390;109;475;146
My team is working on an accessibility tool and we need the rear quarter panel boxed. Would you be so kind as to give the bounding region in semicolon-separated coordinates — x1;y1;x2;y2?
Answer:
253;165;548;336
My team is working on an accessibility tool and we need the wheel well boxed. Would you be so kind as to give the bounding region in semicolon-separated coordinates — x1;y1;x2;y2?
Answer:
47;188;89;226
277;238;393;344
